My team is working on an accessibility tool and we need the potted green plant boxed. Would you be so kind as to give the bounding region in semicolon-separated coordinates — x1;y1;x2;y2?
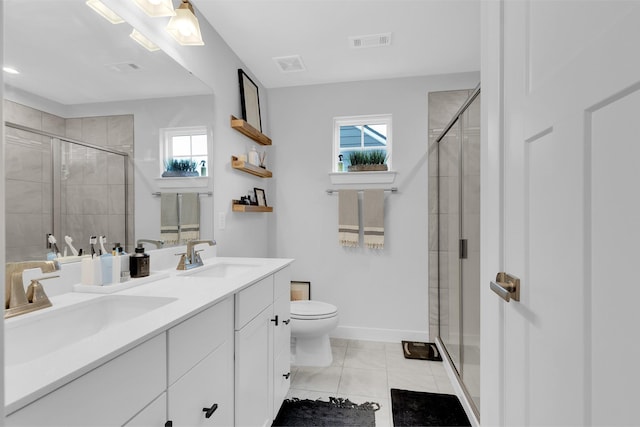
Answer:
347;150;388;172
162;158;199;177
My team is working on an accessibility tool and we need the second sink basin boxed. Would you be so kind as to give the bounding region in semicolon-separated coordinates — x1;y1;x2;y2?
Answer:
5;295;177;367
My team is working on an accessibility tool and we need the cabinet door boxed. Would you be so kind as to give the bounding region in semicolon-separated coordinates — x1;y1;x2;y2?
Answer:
235;306;273;427
6;334;166;426
124;392;167;427
168;339;234;426
272;267;291;416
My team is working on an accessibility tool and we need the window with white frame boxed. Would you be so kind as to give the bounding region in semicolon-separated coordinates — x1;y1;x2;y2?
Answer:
333;114;392;172
161;126;208;176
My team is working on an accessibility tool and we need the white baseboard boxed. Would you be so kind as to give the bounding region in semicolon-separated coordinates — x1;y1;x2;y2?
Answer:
330;325;429;343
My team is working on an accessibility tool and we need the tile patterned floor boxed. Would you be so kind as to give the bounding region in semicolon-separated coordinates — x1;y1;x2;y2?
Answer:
287;338;457;427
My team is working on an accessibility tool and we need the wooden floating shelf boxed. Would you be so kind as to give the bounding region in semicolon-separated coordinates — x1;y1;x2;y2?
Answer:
230;115;272;145
231;156;272;178
232;204;273;213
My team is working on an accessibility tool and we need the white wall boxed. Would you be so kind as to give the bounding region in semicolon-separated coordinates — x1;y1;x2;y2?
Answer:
268;72;479;342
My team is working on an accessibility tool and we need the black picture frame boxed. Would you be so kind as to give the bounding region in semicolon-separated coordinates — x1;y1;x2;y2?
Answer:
238;69;262;132
291;281;311;301
254;188;267;206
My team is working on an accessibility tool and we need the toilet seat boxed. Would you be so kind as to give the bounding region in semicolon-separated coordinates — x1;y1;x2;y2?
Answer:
291;300;338;320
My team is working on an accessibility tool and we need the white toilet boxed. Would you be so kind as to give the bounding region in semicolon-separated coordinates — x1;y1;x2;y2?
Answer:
290;300;339;367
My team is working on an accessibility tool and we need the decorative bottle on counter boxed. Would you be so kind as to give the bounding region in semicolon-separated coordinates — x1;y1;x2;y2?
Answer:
129;243;150;278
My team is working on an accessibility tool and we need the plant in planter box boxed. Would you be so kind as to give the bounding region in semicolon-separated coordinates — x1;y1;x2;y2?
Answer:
162;158;199;177
347;150;388;172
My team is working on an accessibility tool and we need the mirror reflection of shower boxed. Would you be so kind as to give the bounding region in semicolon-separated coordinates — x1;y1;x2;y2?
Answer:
4;108;129;262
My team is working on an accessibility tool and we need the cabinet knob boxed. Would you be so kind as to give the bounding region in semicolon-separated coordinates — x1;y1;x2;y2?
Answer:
203;403;219;419
271;315;279;326
283;372;291;379
283;318;290;325
165;421;173;427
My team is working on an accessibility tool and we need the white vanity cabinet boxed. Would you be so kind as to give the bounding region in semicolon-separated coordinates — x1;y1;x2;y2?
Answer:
6;334;166;426
272;268;292;418
166;297;234;426
234;266;291;426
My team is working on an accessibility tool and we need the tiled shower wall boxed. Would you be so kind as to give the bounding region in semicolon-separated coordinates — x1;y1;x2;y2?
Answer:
427;90;474;341
4;100;133;261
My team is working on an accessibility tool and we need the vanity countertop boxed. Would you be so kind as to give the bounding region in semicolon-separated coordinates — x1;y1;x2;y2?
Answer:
4;256;294;415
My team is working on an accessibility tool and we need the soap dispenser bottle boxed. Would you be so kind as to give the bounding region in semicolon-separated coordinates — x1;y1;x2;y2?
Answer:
129;243;150;278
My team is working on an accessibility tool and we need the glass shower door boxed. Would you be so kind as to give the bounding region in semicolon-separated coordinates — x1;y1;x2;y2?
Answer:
437;91;481;413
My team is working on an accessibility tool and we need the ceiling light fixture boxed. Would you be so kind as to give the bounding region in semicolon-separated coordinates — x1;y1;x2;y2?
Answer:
131;0;176;18
130;29;160;52
86;0;125;24
166;0;204;46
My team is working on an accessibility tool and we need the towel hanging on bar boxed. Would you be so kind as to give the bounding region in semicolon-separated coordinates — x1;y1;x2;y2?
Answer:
160;192;201;245
363;189;385;249
338;190;359;247
180;193;200;242
160;193;179;245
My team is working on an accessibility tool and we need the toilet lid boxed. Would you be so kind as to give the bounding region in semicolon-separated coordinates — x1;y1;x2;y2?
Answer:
290;300;338;319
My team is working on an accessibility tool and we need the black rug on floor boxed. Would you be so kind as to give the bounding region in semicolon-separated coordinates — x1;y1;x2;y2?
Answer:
272;397;380;426
391;389;471;426
402;341;443;361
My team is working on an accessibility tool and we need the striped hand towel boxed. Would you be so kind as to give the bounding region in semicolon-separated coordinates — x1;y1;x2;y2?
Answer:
363;189;385;249
160;193;179;245
338;190;359;247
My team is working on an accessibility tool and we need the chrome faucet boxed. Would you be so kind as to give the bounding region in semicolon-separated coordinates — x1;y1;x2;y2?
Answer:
136;239;165;249
5;260;60;318
176;240;216;270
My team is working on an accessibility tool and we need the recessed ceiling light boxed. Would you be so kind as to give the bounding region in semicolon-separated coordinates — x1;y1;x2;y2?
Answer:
3;66;20;75
86;0;125;24
130;29;160;52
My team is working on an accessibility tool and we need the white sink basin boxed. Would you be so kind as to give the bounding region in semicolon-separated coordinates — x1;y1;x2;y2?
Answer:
178;262;262;278
5;295;176;366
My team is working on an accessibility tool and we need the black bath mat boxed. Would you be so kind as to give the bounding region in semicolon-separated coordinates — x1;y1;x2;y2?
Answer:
402;341;443;361
272;397;379;426
391;389;471;426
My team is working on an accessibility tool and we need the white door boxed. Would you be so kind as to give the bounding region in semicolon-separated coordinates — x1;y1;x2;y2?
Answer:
481;1;640;425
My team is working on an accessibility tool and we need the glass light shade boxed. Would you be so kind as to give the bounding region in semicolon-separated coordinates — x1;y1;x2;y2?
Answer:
132;0;176;17
166;1;204;46
130;29;160;52
86;0;124;24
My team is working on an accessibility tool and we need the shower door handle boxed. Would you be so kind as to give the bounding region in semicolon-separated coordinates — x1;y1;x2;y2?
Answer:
490;272;520;302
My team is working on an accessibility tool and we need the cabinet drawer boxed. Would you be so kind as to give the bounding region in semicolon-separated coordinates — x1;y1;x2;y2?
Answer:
274;266;291;300
6;334;166;426
168;339;234;426
235;275;273;329
168;297;233;385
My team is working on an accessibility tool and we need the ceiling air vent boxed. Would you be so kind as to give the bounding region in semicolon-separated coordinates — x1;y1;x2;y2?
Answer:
349;32;392;49
273;55;306;73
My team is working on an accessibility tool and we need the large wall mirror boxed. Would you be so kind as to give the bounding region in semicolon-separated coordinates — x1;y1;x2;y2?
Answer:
4;0;215;261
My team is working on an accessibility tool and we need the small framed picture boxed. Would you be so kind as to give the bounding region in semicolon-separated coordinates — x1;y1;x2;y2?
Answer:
254;188;267;206
291;281;311;301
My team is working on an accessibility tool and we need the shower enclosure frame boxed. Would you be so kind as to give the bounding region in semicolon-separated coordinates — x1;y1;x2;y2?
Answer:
434;85;481;420
5;121;130;256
